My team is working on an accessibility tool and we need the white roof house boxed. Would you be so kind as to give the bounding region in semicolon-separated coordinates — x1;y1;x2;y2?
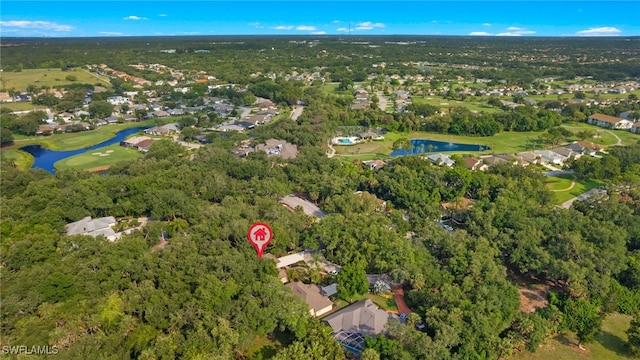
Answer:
65;216;119;242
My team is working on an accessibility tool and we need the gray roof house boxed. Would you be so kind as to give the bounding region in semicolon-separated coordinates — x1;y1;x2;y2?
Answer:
426;153;455;167
65;216;119;242
254;139;298;159
323;299;399;354
286;282;334;317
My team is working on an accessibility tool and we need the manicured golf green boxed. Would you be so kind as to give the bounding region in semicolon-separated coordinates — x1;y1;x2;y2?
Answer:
546;174;604;204
54;144;141;171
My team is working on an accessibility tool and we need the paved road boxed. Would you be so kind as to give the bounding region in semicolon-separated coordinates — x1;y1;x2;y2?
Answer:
290;105;304;121
560;188;606;209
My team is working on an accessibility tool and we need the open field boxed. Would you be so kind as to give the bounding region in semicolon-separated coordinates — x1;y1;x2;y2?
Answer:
562;123;640;146
413;95;503;113
54;144;140;171
366;293;399;312
0;102;48;112
0;148;34;170
11;120;155;151
511;313;633;360
546;174;604;204
0;68;110;91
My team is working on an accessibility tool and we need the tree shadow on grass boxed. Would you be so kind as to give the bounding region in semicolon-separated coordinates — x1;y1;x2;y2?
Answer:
595;331;631;357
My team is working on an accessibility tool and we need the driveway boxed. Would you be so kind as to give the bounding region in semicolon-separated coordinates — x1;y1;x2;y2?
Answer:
290;105;304;121
392;286;412;315
376;91;388;111
560;188;606;209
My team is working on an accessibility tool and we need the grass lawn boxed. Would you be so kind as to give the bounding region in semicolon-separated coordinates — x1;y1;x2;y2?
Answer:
0;148;34;170
12;120;155;151
561;123;640;147
244;331;294;360
0;102;48;112
0;68;110;91
545;174;604;204
511;313;633;360
412;95;503;114
54;144;141;171
366;293;399;312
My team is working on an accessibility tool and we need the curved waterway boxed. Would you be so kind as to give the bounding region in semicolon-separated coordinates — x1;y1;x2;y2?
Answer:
21;127;146;174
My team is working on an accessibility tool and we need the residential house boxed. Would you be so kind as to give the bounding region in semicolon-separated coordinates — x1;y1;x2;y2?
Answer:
564;141;603;156
144;123;180;136
286;282;334;317
65;216;119;242
441;197;476;220
550;147;580;161
279;195;326;219
462;157;488;171
534;150;567;166
358;130;384;141
426;153;455;167
632;122;640;134
323;299;399;354
362;160;386;171
254;139;298;159
516;151;540;165
587;113;634;130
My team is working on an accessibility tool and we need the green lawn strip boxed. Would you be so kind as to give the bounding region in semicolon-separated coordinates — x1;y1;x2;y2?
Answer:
12;120;155;151
0;148;34;170
0;68;107;91
511;313;633;360
0;102;49;112
54;144;141;171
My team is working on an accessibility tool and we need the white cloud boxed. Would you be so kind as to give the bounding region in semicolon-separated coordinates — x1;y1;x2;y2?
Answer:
312;31;326;35
273;25;294;30
123;15;147;21
336;27;348;32
0;20;73;31
332;20;340;24
296;25;316;31
482;23;491;27
575;27;621;36
158;14;167;17
356;21;385;30
470;31;492;36
498;27;536;36
99;31;124;36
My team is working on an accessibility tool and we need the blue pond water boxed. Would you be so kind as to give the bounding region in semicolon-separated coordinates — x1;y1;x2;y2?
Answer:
389;139;489;157
21;127;147;174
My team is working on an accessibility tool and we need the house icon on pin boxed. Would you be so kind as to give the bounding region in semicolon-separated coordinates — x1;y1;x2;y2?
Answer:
253;227;267;241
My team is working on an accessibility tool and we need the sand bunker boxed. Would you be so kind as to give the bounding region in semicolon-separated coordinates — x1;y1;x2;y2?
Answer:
92;152;101;155
105;150;114;153
99;154;110;157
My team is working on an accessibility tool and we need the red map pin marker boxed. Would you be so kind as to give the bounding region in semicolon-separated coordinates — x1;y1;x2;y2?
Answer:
247;222;273;259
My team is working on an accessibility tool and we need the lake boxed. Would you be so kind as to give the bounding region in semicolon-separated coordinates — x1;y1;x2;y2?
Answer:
21;127;147;174
389;139;489;156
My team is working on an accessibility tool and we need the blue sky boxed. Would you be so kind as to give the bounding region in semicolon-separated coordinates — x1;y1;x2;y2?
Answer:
1;1;638;37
